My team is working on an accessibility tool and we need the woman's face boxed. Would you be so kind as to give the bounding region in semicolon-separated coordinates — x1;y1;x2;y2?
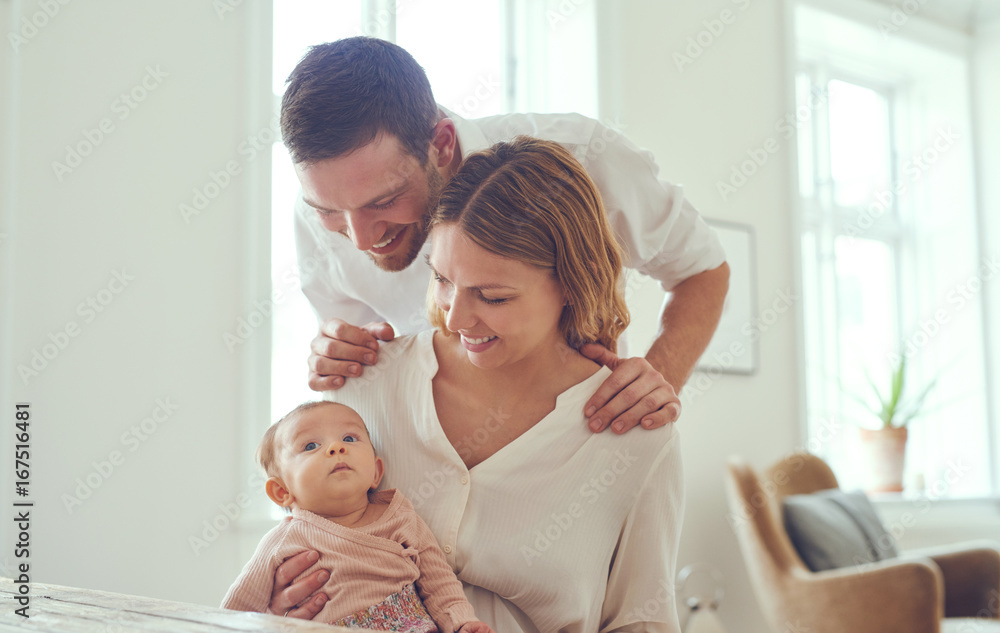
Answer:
429;224;567;370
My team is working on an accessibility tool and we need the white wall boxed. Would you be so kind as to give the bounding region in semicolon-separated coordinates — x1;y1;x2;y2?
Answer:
599;1;800;631
1;0;272;605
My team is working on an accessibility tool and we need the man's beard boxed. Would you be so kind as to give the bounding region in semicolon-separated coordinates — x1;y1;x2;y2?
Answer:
367;164;443;273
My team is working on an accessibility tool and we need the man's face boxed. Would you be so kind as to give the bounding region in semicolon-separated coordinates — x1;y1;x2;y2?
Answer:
296;134;444;272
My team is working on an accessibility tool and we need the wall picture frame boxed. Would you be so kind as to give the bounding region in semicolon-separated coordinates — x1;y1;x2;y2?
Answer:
695;220;758;375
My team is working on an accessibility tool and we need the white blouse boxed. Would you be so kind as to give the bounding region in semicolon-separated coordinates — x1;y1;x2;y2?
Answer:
327;330;683;633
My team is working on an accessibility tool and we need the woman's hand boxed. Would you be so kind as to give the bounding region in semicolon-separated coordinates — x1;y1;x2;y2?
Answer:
267;550;330;619
580;344;681;433
458;621;495;633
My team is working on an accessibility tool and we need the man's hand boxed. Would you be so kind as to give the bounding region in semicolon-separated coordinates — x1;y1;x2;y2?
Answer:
580;343;681;434
458;621;495;633
308;319;396;391
267;550;330;619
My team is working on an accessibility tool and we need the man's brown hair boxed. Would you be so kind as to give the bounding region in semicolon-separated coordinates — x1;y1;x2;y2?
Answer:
280;37;439;165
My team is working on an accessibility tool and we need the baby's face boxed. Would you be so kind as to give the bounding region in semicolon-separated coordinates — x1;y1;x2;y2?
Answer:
272;403;383;515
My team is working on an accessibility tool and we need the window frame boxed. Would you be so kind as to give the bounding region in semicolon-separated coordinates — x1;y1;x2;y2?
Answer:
791;0;996;499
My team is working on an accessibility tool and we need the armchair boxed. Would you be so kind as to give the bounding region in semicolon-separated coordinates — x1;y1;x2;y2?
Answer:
724;453;1000;633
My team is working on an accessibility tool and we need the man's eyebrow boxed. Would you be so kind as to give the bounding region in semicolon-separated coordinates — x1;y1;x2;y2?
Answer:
303;183;408;214
425;255;515;291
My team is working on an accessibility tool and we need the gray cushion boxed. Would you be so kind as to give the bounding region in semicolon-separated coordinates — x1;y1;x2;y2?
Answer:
783;489;898;572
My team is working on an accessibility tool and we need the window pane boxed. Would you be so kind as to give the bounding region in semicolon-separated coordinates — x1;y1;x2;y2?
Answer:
396;0;504;119
828;80;892;209
831;237;898;487
796;5;993;499
271;143;318;422
795;72;816;198
834;236;899;423
271;4;366;421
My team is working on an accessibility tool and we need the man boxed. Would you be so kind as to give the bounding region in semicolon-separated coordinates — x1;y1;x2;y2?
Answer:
285;37;729;437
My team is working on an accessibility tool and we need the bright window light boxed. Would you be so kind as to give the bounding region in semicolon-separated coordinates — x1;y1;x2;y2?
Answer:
796;3;991;498
395;0;505;119
827;80;893;209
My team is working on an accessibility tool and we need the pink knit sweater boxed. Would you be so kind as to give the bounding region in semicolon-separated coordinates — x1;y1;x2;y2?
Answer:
221;489;477;632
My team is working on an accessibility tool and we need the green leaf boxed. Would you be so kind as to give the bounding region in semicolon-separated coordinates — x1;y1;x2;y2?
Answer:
855;353;937;429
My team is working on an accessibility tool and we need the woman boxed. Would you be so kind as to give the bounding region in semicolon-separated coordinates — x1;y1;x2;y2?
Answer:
270;137;682;632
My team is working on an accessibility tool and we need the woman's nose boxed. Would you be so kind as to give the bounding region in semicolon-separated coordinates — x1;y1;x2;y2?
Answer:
444;293;476;332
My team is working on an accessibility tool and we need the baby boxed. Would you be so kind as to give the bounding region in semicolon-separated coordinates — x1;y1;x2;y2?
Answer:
221;401;492;633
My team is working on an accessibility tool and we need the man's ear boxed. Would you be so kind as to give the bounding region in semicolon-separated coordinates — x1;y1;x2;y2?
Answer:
370;456;385;491
265;476;294;509
429;118;458;170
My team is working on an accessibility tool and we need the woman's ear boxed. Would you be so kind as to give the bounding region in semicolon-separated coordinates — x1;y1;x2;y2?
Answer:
265;476;294;509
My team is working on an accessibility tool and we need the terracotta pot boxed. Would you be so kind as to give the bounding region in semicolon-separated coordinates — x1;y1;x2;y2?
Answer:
858;426;908;493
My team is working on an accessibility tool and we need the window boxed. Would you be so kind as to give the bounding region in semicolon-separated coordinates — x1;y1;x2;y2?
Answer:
269;1;598;422
795;3;993;497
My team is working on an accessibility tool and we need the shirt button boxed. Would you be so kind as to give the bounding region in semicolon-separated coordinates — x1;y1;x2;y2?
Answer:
443;545;453;554
460;476;469;485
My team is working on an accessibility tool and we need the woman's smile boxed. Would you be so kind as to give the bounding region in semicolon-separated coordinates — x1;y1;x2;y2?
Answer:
461;334;498;352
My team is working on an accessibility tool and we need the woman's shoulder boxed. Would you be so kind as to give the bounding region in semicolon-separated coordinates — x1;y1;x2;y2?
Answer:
323;330;436;402
581;414;681;483
368;329;435;373
617;422;681;491
539;366;680;478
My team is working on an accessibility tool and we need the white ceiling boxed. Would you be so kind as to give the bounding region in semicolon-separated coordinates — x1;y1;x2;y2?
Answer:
867;0;1000;32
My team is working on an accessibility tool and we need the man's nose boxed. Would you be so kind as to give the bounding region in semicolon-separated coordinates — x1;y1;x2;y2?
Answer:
343;210;385;251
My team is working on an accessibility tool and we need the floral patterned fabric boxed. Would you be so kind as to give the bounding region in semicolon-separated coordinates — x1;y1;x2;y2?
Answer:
334;582;438;633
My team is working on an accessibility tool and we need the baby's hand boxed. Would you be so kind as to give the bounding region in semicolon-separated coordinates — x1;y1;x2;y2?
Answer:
457;621;494;633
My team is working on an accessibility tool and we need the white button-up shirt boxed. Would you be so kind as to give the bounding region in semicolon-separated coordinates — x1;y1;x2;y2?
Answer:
294;110;726;339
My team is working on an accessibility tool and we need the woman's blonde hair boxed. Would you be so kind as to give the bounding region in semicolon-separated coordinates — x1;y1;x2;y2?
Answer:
428;136;629;352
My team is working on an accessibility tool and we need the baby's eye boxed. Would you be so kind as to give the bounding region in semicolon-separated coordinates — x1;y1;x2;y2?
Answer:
343;435;358;443
304;441;319;451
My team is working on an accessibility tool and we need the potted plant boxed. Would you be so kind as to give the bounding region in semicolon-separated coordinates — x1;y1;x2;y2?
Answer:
856;355;937;493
